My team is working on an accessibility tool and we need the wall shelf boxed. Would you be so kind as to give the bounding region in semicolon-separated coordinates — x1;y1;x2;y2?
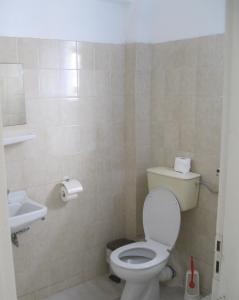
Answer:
3;134;36;146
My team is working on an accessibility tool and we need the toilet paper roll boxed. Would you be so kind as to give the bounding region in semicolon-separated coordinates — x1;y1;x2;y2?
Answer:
174;157;191;174
60;186;78;202
61;178;83;194
60;178;83;202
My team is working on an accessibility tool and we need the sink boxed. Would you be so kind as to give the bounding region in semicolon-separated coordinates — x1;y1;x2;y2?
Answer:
8;191;47;233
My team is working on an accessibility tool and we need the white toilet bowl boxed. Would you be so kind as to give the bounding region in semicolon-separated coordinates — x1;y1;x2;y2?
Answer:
110;188;181;300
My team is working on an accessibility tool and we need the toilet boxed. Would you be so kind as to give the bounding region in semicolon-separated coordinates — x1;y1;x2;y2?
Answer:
110;167;200;300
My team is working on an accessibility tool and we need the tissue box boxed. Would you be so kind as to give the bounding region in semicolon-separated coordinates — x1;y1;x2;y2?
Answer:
174;157;191;174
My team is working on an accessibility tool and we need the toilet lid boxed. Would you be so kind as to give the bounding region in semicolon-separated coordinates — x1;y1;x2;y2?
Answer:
143;188;181;250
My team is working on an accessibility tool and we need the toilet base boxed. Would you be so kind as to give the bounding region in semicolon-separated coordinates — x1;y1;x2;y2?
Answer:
120;278;160;300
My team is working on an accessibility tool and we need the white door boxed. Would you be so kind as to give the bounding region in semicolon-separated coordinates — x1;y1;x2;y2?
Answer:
212;1;239;299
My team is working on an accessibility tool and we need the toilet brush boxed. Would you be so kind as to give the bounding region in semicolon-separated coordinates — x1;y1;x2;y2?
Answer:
184;256;200;300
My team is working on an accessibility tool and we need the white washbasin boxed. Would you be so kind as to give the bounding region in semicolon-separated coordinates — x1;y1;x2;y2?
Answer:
8;191;47;233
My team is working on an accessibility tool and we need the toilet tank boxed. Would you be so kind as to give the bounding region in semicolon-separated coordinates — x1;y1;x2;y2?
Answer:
147;167;200;211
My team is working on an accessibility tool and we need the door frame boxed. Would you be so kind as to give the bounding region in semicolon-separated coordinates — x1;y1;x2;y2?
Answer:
212;0;239;299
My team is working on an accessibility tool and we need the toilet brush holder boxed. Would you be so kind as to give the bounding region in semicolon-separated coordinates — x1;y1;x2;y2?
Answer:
184;270;200;300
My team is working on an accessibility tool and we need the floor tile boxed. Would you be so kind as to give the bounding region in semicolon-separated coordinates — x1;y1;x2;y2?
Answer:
46;291;69;300
161;285;184;300
44;276;184;300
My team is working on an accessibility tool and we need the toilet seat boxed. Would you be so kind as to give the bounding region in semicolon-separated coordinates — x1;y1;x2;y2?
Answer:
143;188;181;250
111;240;169;271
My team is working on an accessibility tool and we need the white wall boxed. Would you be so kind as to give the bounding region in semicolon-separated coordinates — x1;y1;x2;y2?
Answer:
127;0;225;43
0;114;17;299
0;0;225;43
0;0;129;43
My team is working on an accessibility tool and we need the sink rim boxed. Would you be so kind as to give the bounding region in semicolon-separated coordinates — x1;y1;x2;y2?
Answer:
8;190;47;233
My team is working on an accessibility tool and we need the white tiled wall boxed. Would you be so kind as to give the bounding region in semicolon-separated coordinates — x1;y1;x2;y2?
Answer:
124;35;223;296
124;44;152;239
151;35;224;295
0;37;126;299
0;34;223;299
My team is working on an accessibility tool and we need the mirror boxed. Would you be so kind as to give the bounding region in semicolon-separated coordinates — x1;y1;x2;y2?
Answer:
0;64;26;126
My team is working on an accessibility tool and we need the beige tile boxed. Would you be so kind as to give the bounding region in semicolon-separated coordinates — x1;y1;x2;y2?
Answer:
60;126;82;155
178;95;196;153
6;159;25;190
42;99;61;127
111;71;125;96
77;42;94;70
196;66;224;97
195;96;222;155
44;155;63;183
25;100;44;126
0;36;18;63
60;70;78;97
23;70;40;98
45;126;66;157
24;128;47;161
94;95;113;125
79;125;97;153
194;259;214;293
61;153;83;179
151;67;166;98
164;66;182;95
39;39;60;69
94;43;111;70
197;35;224;68
9;36;223;298
111;45;125;73
23;156;47;187
152;41;175;69
8;40;128;299
60;97;95;126
171;38;198;68
59;40;77;69
149;35;223;294
78;70;95;97
193;152;220;189
35;279;69;299
83;246;107;280
111;96;126;124
135;71;151;96
179;66;197;95
92;71;110;98
136;120;151;149
198;185;218;214
183;207;217;237
4;137;28;163
60;99;82;126
18;38;39;68
39;70;60;97
135;44;152;71
136;95;151;123
18;293;35;300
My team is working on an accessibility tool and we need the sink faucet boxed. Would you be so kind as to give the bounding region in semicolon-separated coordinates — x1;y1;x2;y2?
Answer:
7;189;10;195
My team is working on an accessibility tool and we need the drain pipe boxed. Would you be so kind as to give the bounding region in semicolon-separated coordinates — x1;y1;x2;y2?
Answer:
159;266;176;282
11;227;30;247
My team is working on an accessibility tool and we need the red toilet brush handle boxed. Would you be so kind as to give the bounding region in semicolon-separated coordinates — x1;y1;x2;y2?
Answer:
189;256;195;288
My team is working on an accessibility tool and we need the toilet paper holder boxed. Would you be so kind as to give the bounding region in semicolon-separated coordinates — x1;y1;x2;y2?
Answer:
60;177;83;202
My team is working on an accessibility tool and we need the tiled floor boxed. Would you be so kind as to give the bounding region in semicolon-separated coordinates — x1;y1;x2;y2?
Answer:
45;276;184;300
